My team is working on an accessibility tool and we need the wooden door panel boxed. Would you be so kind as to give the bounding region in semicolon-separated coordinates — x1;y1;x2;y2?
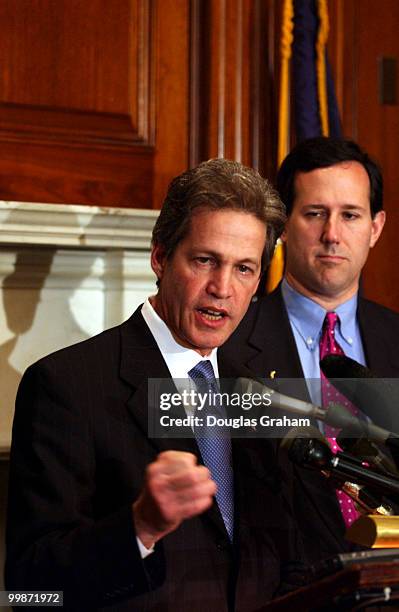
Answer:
0;0;189;207
0;0;152;148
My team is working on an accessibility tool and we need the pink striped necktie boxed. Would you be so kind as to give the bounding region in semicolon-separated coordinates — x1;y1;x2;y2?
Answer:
319;312;360;527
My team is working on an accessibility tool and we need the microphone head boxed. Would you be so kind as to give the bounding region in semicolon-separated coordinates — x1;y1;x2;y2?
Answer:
280;425;324;448
281;427;331;469
320;354;375;379
320;356;399;432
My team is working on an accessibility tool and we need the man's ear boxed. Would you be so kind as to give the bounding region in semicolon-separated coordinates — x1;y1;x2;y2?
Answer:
370;210;386;248
280;222;288;244
151;243;167;280
251;275;261;298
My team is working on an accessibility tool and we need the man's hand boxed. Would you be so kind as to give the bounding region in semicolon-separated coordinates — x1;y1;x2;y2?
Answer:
133;451;216;549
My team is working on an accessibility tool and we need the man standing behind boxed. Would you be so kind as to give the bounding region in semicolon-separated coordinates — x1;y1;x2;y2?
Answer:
222;137;399;564
6;159;302;611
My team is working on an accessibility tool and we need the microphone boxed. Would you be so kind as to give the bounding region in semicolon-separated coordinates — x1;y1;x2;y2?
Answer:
234;376;395;438
234;373;399;471
322;402;398;444
234;376;326;420
320;354;376;379
282;427;399;503
320;355;399;427
320;355;399;461
337;431;398;476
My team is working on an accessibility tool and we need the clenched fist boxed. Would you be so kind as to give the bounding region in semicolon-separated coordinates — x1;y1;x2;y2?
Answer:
133;451;217;549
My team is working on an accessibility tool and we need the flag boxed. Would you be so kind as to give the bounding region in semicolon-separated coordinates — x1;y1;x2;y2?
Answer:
266;0;342;293
292;0;342;140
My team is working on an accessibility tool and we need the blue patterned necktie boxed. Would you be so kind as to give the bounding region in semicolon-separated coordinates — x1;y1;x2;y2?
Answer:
188;360;234;540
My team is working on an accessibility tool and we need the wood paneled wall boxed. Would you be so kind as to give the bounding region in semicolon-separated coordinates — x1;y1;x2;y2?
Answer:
329;0;399;310
0;0;276;208
0;0;398;308
189;0;277;176
0;0;190;209
0;0;281;208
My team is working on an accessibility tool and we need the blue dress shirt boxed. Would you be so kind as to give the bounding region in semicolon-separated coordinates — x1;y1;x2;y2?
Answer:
281;279;366;406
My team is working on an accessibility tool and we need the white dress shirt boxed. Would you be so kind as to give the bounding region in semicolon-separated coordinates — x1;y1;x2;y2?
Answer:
136;298;219;557
141;297;219;380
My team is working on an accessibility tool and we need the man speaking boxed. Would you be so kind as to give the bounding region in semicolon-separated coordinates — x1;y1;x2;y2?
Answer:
6;159;302;611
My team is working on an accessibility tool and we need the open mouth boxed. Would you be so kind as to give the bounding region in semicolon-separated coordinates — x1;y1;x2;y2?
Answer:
197;308;226;321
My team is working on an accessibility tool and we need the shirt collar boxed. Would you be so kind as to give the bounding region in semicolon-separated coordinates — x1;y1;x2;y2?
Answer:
281;278;358;351
334;296;359;347
141;298;219;380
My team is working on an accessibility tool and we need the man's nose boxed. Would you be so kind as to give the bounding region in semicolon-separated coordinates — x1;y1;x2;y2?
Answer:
321;216;340;244
207;268;233;299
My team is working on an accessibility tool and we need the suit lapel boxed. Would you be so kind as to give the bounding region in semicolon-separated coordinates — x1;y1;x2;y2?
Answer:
358;298;399;375
119;308;198;454
119;308;230;541
357;298;399;432
246;288;307;383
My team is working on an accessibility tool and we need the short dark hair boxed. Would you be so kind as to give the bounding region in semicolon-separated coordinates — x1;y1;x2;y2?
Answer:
276;137;383;217
152;158;286;269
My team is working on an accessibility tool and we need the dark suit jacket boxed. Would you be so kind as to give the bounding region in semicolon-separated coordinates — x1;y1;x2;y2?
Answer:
6;308;303;611
221;285;399;566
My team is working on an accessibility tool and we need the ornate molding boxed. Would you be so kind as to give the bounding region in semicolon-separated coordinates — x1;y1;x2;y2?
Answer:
0;201;158;250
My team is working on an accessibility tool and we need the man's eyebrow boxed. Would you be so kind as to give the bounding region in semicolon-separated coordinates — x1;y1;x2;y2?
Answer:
237;256;261;266
301;203;365;210
191;249;260;266
189;248;220;257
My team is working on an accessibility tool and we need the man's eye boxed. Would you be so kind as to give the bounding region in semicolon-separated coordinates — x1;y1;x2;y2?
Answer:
195;257;213;265
305;211;324;218
237;264;252;274
343;212;359;220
